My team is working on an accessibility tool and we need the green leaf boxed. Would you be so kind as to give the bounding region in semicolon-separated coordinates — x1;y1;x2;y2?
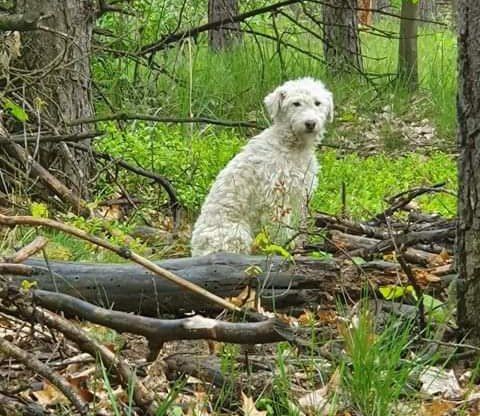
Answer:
310;250;333;260
2;98;29;122
352;256;366;265
30;202;49;218
263;244;292;260
379;285;417;300
423;294;448;322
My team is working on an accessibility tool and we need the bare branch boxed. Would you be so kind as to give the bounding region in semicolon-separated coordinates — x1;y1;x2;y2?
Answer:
0;131;103;146
31;290;287;345
68;113;260;129
139;0;305;56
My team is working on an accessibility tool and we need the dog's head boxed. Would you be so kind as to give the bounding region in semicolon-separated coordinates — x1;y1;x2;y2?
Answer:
264;78;333;143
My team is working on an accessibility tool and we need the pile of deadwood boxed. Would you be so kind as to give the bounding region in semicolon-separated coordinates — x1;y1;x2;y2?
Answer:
0;183;456;414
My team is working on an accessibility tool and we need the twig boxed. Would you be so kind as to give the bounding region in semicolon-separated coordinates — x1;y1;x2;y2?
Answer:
68;142;180;219
0;336;88;414
0;214;242;313
68;113;261;129
0;295;155;414
4;139;89;216
0;131;103;145
371;182;447;224
386;218;426;331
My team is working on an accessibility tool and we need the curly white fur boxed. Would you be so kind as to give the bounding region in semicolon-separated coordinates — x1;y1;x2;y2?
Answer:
191;77;334;256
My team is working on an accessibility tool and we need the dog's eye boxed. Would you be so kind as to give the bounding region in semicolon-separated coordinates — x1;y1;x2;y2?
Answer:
315;101;321;106
293;102;301;107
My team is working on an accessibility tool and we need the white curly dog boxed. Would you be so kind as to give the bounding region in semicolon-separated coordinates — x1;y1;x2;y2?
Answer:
191;77;334;256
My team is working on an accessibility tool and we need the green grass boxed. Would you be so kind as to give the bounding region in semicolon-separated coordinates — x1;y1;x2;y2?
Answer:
94;16;457;139
339;306;423;416
98;124;457;219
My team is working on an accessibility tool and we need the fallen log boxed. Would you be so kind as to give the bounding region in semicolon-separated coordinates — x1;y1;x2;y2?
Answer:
4;254;341;316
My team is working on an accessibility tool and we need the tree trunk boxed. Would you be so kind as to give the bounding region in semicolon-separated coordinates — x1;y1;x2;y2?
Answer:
358;0;373;25
14;0;95;200
398;0;419;89
419;0;438;21
208;0;242;51
456;0;480;341
322;0;364;73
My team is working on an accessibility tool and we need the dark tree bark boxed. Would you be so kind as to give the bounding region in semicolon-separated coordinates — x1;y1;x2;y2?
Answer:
5;254;341;316
208;0;242;51
322;0;364;73
13;0;95;200
398;0;419;89
456;0;480;341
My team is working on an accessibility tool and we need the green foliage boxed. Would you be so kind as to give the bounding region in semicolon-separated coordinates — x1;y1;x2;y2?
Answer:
97;123;244;210
339;307;420;416
314;151;456;218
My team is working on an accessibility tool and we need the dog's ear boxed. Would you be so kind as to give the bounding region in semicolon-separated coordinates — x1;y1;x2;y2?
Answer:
327;92;334;122
264;88;286;120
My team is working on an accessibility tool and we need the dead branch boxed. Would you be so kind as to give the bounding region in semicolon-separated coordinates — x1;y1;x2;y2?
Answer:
3;140;89;216
0;131;103;146
0;214;242;312
68;113;261;129
326;229;438;266
3;236;48;263
96;0;134;17
371;182;447;224
0;335;88;415
30;289;288;344
165;353;237;390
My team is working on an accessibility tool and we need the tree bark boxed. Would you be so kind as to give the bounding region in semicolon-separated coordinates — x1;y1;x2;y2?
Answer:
456;0;480;341
398;0;419;89
208;0;242;51
13;0;95;200
322;0;364;73
5;254;340;316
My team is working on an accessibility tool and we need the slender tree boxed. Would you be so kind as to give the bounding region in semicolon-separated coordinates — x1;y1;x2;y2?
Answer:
456;0;480;340
397;0;419;89
208;0;242;51
322;0;364;73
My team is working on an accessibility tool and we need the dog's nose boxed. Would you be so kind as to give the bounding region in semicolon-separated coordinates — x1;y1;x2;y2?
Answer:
305;120;316;131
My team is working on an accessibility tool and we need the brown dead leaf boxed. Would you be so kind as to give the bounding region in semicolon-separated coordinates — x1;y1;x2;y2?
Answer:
415;269;442;284
241;392;267;416
228;286;258;310
298;310;316;326
419;399;455;416
317;310;338;325
32;381;69;406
